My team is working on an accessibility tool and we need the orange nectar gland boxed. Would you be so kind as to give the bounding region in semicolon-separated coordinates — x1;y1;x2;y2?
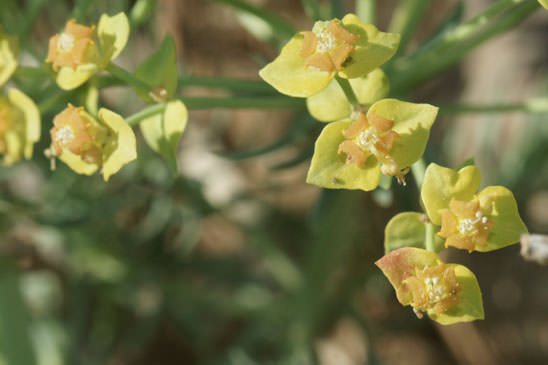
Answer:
46;19;95;71
438;198;495;253
299;19;358;73
404;265;461;318
50;105;103;165
338;112;406;181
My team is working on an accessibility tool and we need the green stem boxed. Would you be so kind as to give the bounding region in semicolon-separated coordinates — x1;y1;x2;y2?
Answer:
356;0;376;25
410;158;426;188
125;96;305;126
99;74;277;94
439;98;548;115
181;96;305;109
425;222;435;252
178;76;276;94
125;103;166;126
106;63;151;93
335;76;359;109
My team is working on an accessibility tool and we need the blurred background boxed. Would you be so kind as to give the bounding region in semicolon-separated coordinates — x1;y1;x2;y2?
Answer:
1;0;548;364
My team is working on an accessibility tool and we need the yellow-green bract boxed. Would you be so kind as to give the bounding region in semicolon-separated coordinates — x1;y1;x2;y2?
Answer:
376;247;484;325
53;13;130;90
307;68;389;122
259;14;400;98
421;163;528;252
307;99;438;191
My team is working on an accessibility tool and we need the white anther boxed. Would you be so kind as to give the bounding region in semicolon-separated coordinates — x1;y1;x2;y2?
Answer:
58;33;75;53
54;125;75;146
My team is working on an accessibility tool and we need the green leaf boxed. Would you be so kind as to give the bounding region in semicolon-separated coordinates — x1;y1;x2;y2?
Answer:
259;33;334;98
136;35;178;101
306;120;381;191
539;0;548;9
421;163;482;225
384;212;444;253
306;68;389;122
368;98;438;168
0;262;36;365
338;14;400;79
477;186;528;252
140;100;188;173
428;264;484;325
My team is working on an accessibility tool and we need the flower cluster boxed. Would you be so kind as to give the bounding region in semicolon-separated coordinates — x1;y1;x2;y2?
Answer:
0;11;188;180
46;13;129;90
260;12;529;325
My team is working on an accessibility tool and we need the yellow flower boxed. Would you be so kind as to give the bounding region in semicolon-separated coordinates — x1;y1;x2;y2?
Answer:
46;19;96;72
376;247;484;325
45;13;129;90
338;111;402;179
403;263;461;318
0;30;40;165
259;14;400;98
306;99;438;191
48;104;136;181
421;163;528;252
438;198;495;253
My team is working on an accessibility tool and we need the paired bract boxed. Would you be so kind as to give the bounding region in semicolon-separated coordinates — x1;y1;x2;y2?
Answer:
259;14;400;97
307;99;438;190
376;247;484;325
46;13;129;90
421;163;528;252
48;104;136;181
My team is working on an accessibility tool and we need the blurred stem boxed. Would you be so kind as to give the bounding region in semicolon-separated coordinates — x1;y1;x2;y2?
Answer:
181;96;305;109
335;76;359;109
126;96;304;125
410;158;426;188
425;222;435;252
99;74;277;94
179;76;276;94
439;98;548;115
388;0;431;53
356;0;376;25
391;0;538;94
106;63;152;93
210;0;295;39
301;0;321;20
125;104;165;126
